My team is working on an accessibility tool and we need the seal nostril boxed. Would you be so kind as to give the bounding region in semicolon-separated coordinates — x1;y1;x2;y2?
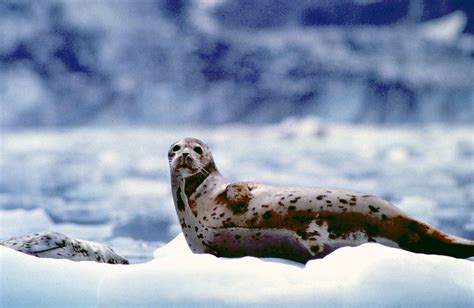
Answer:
182;153;189;158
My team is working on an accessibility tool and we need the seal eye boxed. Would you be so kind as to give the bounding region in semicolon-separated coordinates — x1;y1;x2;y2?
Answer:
193;146;203;154
172;145;181;152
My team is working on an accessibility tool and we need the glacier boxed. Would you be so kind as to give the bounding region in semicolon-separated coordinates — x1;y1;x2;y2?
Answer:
1;0;473;126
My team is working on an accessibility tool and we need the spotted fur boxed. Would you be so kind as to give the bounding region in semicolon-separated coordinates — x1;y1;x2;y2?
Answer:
169;138;474;262
0;232;129;264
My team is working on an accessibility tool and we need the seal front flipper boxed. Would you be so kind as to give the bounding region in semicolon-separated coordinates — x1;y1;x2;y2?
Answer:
215;183;255;215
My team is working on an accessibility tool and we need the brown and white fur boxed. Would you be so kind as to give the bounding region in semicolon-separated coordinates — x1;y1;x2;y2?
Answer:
168;137;474;263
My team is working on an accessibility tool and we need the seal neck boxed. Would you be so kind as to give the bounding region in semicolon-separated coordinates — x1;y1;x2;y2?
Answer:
184;162;219;199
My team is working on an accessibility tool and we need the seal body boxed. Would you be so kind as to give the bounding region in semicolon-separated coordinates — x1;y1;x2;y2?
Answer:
168;138;474;262
0;232;129;264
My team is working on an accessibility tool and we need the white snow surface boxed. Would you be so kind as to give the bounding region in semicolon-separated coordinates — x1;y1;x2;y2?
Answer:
1;233;473;307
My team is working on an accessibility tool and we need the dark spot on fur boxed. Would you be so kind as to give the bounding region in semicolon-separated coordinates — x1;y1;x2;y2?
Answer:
339;199;348;204
262;210;273;220
278;201;284;206
223;222;236;228
316;195;325;200
296;230;308;240
368;205;380;213
290;197;301;203
231;203;248;214
219;213;225;217
262;204;269;208
288;205;296;211
197;234;204;239
195;226;199;232
366;224;379;236
235;235;241;240
176;187;185;212
292;214;313;224
310;245;320;253
381;214;388;220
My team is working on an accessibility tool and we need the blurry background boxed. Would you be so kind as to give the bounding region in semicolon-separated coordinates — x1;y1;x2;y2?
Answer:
1;0;473;126
0;0;473;263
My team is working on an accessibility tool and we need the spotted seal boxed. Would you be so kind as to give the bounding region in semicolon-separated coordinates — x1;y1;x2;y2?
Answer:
0;232;129;264
168;137;474;263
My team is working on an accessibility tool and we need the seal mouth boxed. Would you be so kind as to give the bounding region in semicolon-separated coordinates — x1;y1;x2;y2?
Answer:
174;157;199;174
178;163;193;169
177;158;194;169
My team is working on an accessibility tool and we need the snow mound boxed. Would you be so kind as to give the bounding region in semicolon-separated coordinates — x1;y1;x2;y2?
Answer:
1;234;473;307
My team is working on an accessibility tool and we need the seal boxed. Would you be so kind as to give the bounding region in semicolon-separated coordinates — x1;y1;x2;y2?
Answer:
168;137;474;263
0;232;129;264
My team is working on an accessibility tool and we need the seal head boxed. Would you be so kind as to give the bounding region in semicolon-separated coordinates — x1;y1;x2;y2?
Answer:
168;137;217;179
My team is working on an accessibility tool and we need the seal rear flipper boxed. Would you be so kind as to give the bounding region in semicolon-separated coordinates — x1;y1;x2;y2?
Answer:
400;237;474;259
396;219;474;259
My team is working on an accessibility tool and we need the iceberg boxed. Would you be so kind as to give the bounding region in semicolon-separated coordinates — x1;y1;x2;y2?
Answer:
1;234;472;307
